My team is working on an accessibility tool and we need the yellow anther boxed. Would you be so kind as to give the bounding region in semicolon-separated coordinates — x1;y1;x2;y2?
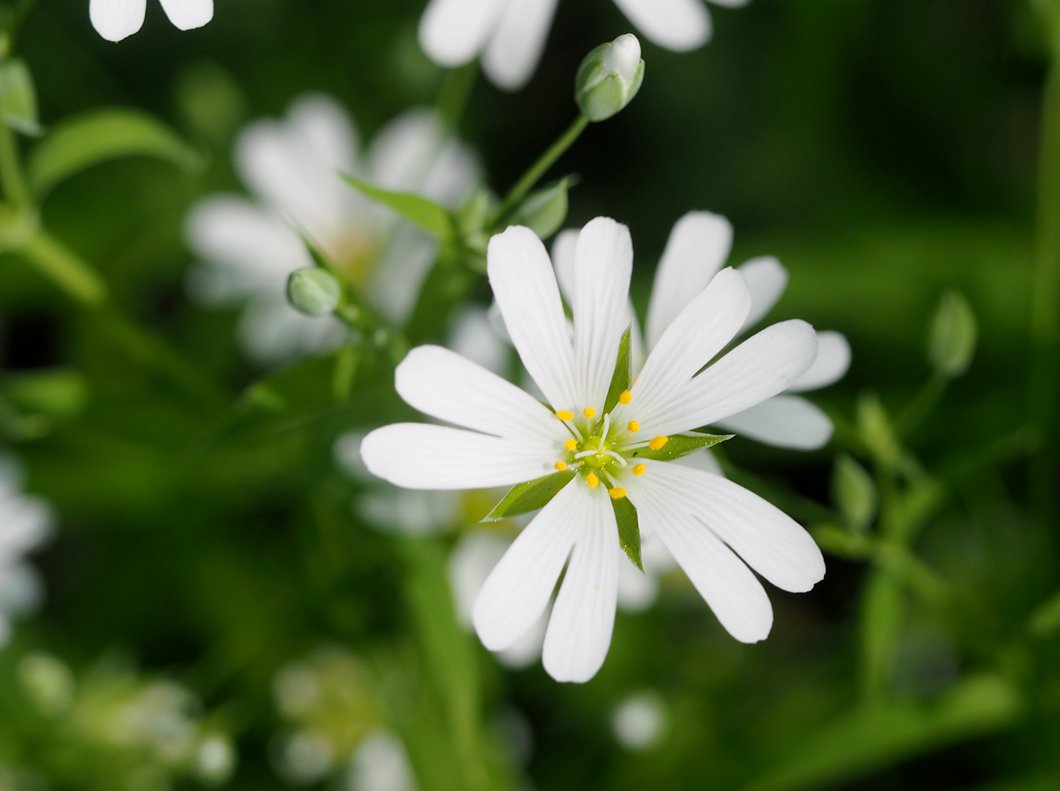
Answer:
619;390;632;405
556;410;574;421
583;406;597;419
609;487;628;500
632;464;647;477
555;461;568;471
586;472;600;489
627;420;640;433
649;435;669;451
564;438;578;452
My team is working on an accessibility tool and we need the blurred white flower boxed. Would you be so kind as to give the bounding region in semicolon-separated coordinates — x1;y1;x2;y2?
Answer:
0;455;51;647
612;691;667;750
362;217;825;682
419;0;749;90
186;95;479;365
90;0;213;42
552;210;851;450
346;731;417;791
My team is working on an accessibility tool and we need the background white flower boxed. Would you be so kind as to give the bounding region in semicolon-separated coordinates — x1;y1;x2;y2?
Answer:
418;0;749;90
186;95;479;365
90;0;213;42
0;455;52;647
362;218;825;682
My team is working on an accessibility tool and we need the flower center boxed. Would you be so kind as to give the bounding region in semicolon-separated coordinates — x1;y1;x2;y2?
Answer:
325;230;382;286
552;390;666;497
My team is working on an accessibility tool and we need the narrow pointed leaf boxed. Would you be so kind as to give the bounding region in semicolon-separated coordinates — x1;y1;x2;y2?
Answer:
510;177;571;238
611;494;642;571
342;174;453;240
629;432;732;462
482;470;575;522
28;109;202;198
602;325;632;414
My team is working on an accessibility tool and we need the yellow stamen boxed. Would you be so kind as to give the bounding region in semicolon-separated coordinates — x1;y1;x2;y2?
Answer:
564;438;578;452
583;406;596;419
586;472;600;489
555;461;568;471
609;487;628;500
632;464;647;477
556;410;574;421
627;420;640;433
619;390;632;405
649;435;669;451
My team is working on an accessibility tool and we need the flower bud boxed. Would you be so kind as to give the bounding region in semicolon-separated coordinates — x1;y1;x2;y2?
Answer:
286;267;341;317
575;34;645;122
928;290;976;378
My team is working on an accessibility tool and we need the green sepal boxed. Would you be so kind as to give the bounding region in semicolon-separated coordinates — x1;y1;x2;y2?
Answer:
602;325;632;414
611;494;643;571
510;177;572;238
629;432;733;462
28;108;202;198
342;174;453;240
0;58;39;135
482;469;575;522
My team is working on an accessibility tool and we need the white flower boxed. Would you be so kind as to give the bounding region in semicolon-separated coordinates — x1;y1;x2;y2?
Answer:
612;691;667;750
419;0;749;90
0;455;51;647
346;731;417;791
186;95;479;365
90;0;213;42
361;217;825;682
552;210;851;450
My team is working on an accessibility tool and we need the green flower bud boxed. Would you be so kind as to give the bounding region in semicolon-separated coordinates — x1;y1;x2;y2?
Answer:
286;267;342;317
575;34;645;122
928;290;976;378
832;454;877;531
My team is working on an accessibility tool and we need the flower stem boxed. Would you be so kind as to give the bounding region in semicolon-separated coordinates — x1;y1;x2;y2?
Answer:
494;113;590;225
17;226;108;306
1029;56;1060;529
0;123;30;209
438;63;477;133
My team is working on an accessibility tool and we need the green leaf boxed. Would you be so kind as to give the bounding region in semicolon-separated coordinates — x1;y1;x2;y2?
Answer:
482;469;575;522
602;325;632;415
832;453;877;531
928;290;977;378
629;432;732;462
342;173;454;239
510;177;571;238
28;108;202;198
611;494;643;571
860;571;904;698
0;59;39;135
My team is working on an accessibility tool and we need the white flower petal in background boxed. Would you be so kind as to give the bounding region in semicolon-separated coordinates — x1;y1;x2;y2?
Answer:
90;0;212;41
482;0;561;90
739;256;789;332
419;0;508;67
612;692;667;750
348;731;417;791
0;455;53;648
156;0;213;31
789;330;852;392
717;394;834;450
612;0;712;51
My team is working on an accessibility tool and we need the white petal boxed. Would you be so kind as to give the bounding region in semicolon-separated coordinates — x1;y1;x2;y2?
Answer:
788;331;851;392
366;227;438;322
626;476;773;642
418;0;507;67
236;296;344;366
185;197;310;291
627;268;750;428
710;0;751;7
472;480;582;650
350;731;416;791
617;555;658;612
89;0;146;42
157;0;213;31
645;211;733;350
551;229;579;305
676;449;724;477
542;486;620;682
488;227;579;410
450;531;511;626
717;394;833;450
0;562;42;614
636;320;818;437
286;94;360;179
571;218;633;409
482;0;560;90
637;461;825;593
738;256;788;331
395;346;562;443
612;0;711;51
361;424;551;490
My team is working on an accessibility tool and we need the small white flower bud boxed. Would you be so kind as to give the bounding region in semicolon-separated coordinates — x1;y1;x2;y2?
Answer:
575;34;645;122
286;267;342;317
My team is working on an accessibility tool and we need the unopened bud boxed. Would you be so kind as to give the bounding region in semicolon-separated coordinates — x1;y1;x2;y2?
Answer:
575;34;645;122
286;267;341;317
928;290;976;378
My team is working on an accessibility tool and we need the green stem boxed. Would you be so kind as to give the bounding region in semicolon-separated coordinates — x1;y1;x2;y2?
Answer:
1029;56;1060;532
437;64;477;133
494;114;590;224
0;123;30;209
895;373;947;438
17;227;108;306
